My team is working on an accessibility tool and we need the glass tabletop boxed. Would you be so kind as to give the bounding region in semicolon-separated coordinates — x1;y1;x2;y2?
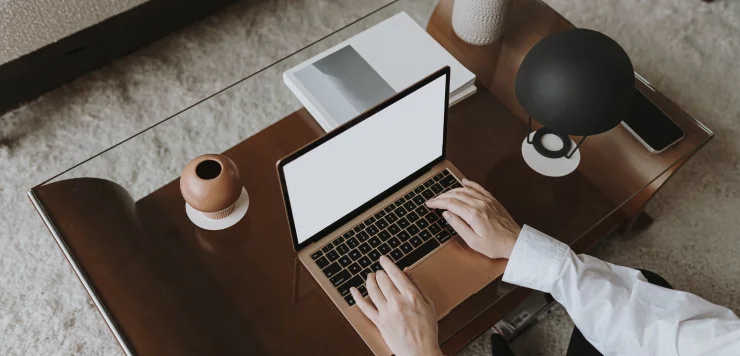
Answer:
36;1;441;199
30;0;713;354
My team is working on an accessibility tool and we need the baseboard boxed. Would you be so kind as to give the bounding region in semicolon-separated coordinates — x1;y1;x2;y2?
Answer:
0;0;240;115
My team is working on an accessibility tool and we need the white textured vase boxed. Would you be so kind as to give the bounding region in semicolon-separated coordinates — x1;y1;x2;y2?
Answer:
452;0;510;46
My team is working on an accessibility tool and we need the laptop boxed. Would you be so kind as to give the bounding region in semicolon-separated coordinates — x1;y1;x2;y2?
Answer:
277;67;503;355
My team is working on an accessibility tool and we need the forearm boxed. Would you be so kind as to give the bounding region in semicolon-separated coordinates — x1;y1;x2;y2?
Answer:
503;225;740;356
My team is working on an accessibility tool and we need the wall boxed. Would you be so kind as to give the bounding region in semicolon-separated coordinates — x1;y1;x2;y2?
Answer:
0;0;148;65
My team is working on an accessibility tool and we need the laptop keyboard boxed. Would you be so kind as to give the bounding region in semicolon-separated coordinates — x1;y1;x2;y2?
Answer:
309;169;463;306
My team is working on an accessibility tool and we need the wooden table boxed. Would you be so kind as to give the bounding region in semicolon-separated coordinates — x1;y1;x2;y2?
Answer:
29;0;712;354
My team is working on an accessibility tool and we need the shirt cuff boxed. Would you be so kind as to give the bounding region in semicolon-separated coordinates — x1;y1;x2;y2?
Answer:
502;225;569;293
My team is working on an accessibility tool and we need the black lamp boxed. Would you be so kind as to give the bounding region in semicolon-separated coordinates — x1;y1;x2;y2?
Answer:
515;28;634;176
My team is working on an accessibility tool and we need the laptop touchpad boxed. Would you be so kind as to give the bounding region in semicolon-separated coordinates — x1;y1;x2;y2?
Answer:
409;240;488;318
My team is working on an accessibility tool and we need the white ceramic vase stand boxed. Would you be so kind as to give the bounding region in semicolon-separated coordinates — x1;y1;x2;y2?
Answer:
452;0;510;46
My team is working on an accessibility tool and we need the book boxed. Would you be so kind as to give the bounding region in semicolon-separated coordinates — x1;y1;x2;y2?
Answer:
283;12;477;132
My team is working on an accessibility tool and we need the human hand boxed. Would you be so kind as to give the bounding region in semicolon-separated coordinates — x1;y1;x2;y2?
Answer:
350;256;443;356
425;179;520;260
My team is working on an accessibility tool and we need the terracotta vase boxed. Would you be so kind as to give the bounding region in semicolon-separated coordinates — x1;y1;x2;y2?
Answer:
180;154;242;220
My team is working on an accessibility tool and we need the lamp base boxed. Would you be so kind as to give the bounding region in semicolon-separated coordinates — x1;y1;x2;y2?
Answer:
521;132;580;177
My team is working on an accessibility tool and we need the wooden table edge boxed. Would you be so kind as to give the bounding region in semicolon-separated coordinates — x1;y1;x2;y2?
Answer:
27;189;135;356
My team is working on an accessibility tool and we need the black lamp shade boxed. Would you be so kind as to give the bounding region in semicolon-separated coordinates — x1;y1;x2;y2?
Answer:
515;28;635;137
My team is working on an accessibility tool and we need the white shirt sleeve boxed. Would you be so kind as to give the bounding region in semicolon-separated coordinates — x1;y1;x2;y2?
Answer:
502;225;740;356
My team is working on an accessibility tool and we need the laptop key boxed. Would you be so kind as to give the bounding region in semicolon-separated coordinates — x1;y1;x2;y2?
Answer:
407;225;420;236
349;249;362;261
403;201;416;211
388;223;401;235
446;225;457;235
419;229;432;241
358;285;368;296
416;218;429;230
397;217;410;229
424;178;435;187
338;256;351;268
321;243;333;253
359;256;372;268
336;243;349;255
388;237;400;248
413;195;426;206
395;206;408;217
315;256;329;269
404;191;415;200
357;231;369;242
406;212;419;223
346;237;359;248
395;197;406;205
322;262;341;278
431;183;444;194
337;275;364;296
378;243;391;254
378;230;391;241
438;218;449;228
360;269;372;280
364;217;376;226
384;203;395;213
368;237;381;248
429;223;442;235
436;230;452;244
410;236;423;247
374;210;386;219
442;170;450;176
425;212;439;223
415;206;428;216
390;249;404;261
398;231;411;241
330;270;351;287
370;262;382;272
400;242;413;254
354;223;365;233
434;172;445;181
345;295;356;306
396;239;441;270
310;250;323;260
421;189;435;199
368;250;381;262
344;230;355;238
375;219;388;230
385;212;398;223
358;243;371;254
440;175;457;188
326;250;340;262
366;225;379;236
348;263;362;275
334;236;345;244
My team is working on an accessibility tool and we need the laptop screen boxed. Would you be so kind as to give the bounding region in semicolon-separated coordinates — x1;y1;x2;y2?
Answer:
282;74;447;245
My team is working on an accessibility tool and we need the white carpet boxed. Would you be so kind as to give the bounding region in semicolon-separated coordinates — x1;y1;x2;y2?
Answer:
1;0;739;355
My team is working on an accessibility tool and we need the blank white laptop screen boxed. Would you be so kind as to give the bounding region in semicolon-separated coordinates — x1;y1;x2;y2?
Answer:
284;75;446;244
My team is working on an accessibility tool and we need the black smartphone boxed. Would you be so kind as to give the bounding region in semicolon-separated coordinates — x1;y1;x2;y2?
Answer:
621;90;684;153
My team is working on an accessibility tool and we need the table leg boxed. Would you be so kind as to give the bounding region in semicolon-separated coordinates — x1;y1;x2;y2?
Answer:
292;257;300;305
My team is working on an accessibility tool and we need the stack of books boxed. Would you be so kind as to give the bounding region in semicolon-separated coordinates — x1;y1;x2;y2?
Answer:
284;12;476;132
